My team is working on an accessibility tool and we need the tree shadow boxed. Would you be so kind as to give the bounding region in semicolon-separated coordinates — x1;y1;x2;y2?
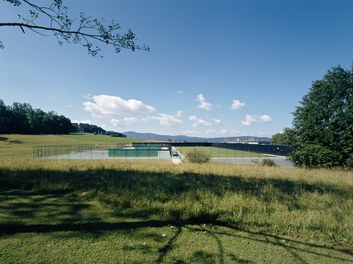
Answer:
0;188;352;263
0;167;352;262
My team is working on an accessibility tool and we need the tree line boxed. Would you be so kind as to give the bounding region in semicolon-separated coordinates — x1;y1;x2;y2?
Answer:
0;99;125;137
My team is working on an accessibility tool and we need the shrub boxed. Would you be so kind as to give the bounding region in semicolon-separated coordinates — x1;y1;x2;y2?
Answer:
186;148;210;163
261;159;277;167
290;144;340;168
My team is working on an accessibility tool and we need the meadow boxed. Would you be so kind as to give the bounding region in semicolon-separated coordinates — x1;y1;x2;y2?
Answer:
0;134;352;263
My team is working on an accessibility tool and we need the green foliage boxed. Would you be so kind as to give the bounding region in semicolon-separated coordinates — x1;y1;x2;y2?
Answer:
0;99;75;134
345;154;353;168
270;128;295;146
290;65;353;168
261;159;277;167
186;148;210;163
290;144;340;168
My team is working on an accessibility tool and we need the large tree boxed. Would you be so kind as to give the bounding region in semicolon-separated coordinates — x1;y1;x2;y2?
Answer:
0;0;149;56
290;65;353;168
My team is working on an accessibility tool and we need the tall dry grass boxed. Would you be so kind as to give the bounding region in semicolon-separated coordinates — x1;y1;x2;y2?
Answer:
0;159;352;247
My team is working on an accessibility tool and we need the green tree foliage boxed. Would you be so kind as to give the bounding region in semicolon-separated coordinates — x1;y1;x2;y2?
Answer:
0;0;149;56
290;65;353;168
270;128;295;146
0;99;75;134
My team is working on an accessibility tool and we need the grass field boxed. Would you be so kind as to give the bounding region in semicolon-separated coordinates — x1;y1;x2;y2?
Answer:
0;134;139;159
176;146;266;158
0;134;352;263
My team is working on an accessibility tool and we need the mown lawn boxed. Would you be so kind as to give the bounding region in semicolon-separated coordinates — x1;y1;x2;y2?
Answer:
0;159;352;263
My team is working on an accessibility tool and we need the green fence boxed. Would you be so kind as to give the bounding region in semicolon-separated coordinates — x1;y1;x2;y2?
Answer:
34;144;172;159
108;147;160;158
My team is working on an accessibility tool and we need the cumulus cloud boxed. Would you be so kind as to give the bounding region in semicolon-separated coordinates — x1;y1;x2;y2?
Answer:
145;114;182;126
83;94;155;117
231;99;245;110
241;114;257;126
188;115;212;127
259;115;272;123
110;117;139;127
197;94;212;111
241;114;272;126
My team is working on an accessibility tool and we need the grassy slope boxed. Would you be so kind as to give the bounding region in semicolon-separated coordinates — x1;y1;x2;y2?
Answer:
0;134;352;263
0;134;140;159
0;158;352;263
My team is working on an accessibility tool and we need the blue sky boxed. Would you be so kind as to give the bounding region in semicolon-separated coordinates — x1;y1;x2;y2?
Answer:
1;0;353;137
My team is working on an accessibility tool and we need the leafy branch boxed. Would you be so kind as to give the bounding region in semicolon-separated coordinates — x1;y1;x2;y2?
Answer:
1;0;149;57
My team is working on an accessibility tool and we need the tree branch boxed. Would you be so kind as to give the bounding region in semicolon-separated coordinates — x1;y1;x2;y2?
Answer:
0;22;101;38
1;0;149;56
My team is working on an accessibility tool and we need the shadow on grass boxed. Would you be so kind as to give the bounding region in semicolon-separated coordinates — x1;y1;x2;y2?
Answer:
0;167;352;200
0;167;352;262
0;213;351;263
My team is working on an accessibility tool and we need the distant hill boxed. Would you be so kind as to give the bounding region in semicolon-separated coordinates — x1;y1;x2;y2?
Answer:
124;131;271;143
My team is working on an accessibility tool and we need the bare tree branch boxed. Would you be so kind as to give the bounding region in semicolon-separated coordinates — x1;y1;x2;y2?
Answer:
0;0;149;56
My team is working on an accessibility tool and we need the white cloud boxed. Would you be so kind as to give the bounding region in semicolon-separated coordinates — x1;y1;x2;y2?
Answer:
188;115;212;127
213;118;222;125
241;114;257;126
83;94;155;117
145;114;182;126
241;114;272;126
231;99;245;110
110;117;139;127
176;89;184;94
259;115;272;123
197;94;212;111
72;119;93;124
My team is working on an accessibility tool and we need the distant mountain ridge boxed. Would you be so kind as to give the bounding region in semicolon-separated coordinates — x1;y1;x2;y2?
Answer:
124;131;271;143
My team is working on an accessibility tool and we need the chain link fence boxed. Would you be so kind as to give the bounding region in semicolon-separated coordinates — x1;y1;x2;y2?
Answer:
34;142;292;160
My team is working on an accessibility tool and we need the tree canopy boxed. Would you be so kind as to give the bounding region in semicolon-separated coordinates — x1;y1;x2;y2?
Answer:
0;99;74;134
0;0;149;56
289;65;353;168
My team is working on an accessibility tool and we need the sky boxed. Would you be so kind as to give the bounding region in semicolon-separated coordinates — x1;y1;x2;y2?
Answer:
1;0;353;138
